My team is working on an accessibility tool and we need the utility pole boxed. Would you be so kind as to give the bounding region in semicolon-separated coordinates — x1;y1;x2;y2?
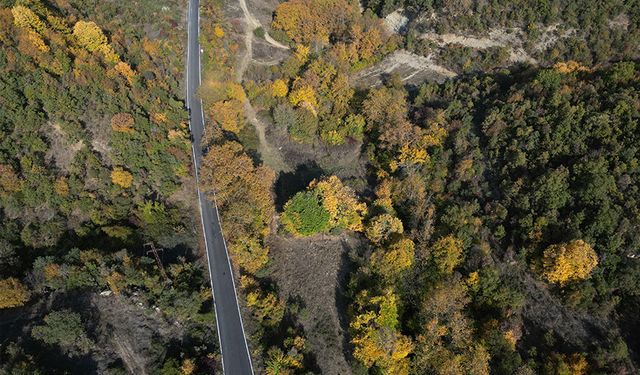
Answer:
144;242;168;281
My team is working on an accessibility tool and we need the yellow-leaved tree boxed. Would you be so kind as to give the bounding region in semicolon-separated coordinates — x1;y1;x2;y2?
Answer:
0;278;30;309
229;236;270;274
111;167;133;188
73;21;107;52
350;290;413;374
11;5;46;34
210;100;245;134
265;347;302;375
115;61;135;84
72;20;120;63
365;213;404;244
370;238;415;282
289;84;317;110
430;235;463;275
271;79;289;97
310;176;367;232
542;240;598;285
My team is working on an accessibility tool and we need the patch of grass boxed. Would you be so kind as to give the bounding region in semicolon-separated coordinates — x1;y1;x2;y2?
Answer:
253;27;265;39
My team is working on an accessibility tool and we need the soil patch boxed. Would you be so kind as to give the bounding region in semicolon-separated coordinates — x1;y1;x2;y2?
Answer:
268;233;361;375
352;50;457;88
263;113;369;185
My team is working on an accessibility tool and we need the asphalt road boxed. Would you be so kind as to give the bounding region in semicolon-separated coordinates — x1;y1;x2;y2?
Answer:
186;0;254;373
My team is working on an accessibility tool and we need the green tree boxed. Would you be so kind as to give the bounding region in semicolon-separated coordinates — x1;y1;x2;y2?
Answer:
31;310;92;356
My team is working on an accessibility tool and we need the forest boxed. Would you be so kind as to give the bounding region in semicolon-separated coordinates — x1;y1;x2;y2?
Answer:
2;0;640;374
0;0;221;373
198;0;640;372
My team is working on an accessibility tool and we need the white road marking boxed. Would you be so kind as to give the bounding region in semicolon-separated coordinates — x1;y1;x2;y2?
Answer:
186;1;254;373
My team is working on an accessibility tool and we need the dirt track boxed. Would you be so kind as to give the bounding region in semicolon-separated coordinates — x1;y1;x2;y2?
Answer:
236;0;291;172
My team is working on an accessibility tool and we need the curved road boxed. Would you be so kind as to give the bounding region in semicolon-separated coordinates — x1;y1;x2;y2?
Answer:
186;0;254;373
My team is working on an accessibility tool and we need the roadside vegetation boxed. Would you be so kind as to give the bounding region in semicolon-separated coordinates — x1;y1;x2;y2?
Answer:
0;0;219;373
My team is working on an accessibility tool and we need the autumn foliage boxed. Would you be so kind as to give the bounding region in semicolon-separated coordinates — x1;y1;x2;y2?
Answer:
111;168;133;188
430;235;464;275
111;113;135;133
542;240;598;285
310;176;367;231
200;141;275;239
271;79;288;97
0;278;30;309
72;20;119;63
210;100;245;134
350;290;413;374
272;0;358;45
365;213;404;244
73;20;107;52
281;176;366;236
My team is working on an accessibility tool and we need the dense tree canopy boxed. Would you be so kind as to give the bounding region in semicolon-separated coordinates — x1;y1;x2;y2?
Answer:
348;62;640;374
0;0;219;372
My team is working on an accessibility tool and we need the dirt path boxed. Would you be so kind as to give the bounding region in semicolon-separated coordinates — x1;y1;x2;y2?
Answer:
236;0;290;172
236;0;291;172
416;25;577;66
420;30;537;64
243;100;291;172
113;333;148;375
238;0;289;50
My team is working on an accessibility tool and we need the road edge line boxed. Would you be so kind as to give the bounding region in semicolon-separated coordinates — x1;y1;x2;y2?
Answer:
186;1;226;373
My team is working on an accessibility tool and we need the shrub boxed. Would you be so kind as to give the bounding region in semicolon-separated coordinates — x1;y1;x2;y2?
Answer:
289;108;318;144
281;191;330;236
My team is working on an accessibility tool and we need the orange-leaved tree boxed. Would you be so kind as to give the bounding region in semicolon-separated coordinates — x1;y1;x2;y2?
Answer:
111;113;135;133
272;0;358;46
199;141;275;240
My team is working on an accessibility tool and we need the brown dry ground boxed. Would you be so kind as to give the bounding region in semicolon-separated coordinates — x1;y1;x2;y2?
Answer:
268;233;361;375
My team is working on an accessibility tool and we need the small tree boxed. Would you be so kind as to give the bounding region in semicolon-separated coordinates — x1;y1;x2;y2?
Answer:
111;167;133;188
31;310;92;355
365;213;403;244
271;79;288;97
111;113;135;133
288;107;318;144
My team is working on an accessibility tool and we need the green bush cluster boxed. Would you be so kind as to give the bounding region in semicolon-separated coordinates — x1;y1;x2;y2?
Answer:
281;191;331;235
